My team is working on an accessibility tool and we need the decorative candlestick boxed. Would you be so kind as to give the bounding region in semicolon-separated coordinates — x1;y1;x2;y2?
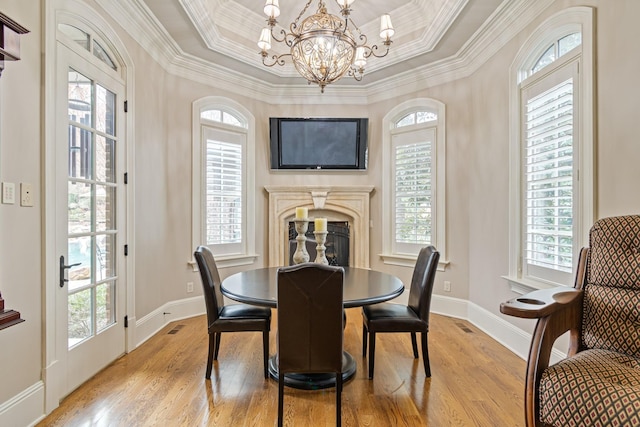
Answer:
313;230;329;265
292;218;310;264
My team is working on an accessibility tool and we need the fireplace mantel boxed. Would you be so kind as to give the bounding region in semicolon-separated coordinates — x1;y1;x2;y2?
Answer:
265;186;374;268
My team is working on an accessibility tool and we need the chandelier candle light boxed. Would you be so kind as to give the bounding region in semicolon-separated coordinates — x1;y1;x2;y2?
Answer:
293;207;310;264
313;218;329;264
258;0;394;92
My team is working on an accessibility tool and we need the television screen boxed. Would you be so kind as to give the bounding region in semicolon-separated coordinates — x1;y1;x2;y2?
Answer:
269;118;368;170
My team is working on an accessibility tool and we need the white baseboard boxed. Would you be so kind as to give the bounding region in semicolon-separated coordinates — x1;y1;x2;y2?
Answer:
431;294;469;320
0;382;45;427
133;296;206;347
435;296;566;364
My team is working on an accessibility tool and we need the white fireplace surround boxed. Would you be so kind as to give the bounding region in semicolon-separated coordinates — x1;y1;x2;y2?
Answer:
265;186;374;268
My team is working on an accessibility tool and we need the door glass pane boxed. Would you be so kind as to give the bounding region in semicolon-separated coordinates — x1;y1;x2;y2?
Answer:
95;136;116;182
68;182;92;234
96;234;116;281
96;185;115;232
66;65;120;350
68;236;92;292
96;85;116;136
68;125;93;180
68;70;92;126
68;288;93;347
96;282;115;332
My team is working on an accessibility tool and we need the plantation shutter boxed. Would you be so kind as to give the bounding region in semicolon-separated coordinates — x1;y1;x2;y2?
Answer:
521;62;577;285
203;126;244;255
391;127;435;254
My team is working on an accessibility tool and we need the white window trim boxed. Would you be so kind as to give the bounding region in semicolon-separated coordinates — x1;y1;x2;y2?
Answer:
380;98;448;271
505;7;595;293
190;96;257;270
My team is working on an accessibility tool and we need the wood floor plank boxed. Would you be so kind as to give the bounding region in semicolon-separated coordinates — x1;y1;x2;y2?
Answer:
37;309;525;426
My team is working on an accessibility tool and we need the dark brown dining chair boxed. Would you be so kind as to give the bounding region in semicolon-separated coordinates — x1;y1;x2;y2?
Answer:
194;246;272;379
277;263;345;427
362;245;440;379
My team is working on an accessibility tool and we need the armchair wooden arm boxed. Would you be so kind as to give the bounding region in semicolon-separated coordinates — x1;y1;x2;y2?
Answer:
500;248;589;427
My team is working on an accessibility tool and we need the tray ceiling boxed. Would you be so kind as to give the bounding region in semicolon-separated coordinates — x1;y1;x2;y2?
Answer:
139;0;506;86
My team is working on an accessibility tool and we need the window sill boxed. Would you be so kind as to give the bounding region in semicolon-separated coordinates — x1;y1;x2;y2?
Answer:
188;253;260;272
502;275;568;295
380;253;449;272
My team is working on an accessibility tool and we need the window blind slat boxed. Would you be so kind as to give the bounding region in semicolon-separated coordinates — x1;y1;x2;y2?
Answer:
205;139;243;245
524;77;574;273
394;141;432;244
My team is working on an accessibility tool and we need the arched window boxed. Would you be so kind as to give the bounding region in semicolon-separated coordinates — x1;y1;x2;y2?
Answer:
381;99;446;269
507;7;594;291
58;23;118;71
192;98;256;267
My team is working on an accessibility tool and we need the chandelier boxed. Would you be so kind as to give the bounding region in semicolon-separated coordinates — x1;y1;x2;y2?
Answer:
258;0;394;92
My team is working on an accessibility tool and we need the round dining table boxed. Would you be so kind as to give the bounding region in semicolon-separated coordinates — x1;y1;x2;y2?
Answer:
221;266;405;389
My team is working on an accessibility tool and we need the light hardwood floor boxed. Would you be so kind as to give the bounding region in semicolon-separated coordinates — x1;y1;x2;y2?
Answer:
38;309;526;426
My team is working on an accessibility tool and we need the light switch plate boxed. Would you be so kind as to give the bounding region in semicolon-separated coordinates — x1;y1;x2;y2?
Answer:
20;183;34;207
2;182;15;204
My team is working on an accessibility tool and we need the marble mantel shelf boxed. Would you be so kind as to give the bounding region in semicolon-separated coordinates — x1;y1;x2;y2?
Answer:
265;185;374;268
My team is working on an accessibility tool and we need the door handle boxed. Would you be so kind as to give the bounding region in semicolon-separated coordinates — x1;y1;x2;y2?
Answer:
59;255;81;288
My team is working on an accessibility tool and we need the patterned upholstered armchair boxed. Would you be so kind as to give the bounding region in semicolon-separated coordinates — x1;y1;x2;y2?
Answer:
501;215;640;427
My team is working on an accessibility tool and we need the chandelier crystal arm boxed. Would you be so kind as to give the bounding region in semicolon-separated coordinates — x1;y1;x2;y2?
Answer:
268;26;296;47
261;52;291;68
347;67;363;81
362;41;392;59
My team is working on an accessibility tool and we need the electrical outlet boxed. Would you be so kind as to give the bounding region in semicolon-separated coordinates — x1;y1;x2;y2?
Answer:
187;282;194;293
2;182;15;204
20;182;34;207
444;281;451;292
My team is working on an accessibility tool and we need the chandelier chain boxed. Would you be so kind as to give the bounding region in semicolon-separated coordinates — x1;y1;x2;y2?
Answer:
293;0;316;29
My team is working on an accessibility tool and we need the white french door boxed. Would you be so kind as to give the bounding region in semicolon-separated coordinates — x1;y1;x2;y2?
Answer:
55;41;126;395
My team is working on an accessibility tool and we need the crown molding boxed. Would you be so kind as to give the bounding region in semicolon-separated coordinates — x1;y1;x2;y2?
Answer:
365;0;557;103
399;0;469;59
179;0;467;78
95;0;557;104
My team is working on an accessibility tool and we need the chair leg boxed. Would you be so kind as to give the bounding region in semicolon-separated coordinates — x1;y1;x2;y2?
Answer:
410;332;419;358
336;372;342;427
263;329;269;379
422;332;431;377
278;373;285;427
213;332;222;360
368;332;376;379
206;333;215;379
362;324;368;357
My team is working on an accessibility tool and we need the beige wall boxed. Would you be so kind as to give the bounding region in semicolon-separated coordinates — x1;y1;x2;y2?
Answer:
2;0;640;420
0;0;43;405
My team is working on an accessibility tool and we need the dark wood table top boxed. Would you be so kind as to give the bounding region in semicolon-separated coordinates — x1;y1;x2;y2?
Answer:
221;266;405;308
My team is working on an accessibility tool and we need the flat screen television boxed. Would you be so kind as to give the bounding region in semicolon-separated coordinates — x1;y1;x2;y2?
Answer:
269;117;368;170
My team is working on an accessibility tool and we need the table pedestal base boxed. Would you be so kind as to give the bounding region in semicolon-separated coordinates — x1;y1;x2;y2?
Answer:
268;352;356;390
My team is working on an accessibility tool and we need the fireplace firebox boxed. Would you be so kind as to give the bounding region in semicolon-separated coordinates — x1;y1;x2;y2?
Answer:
288;221;350;266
